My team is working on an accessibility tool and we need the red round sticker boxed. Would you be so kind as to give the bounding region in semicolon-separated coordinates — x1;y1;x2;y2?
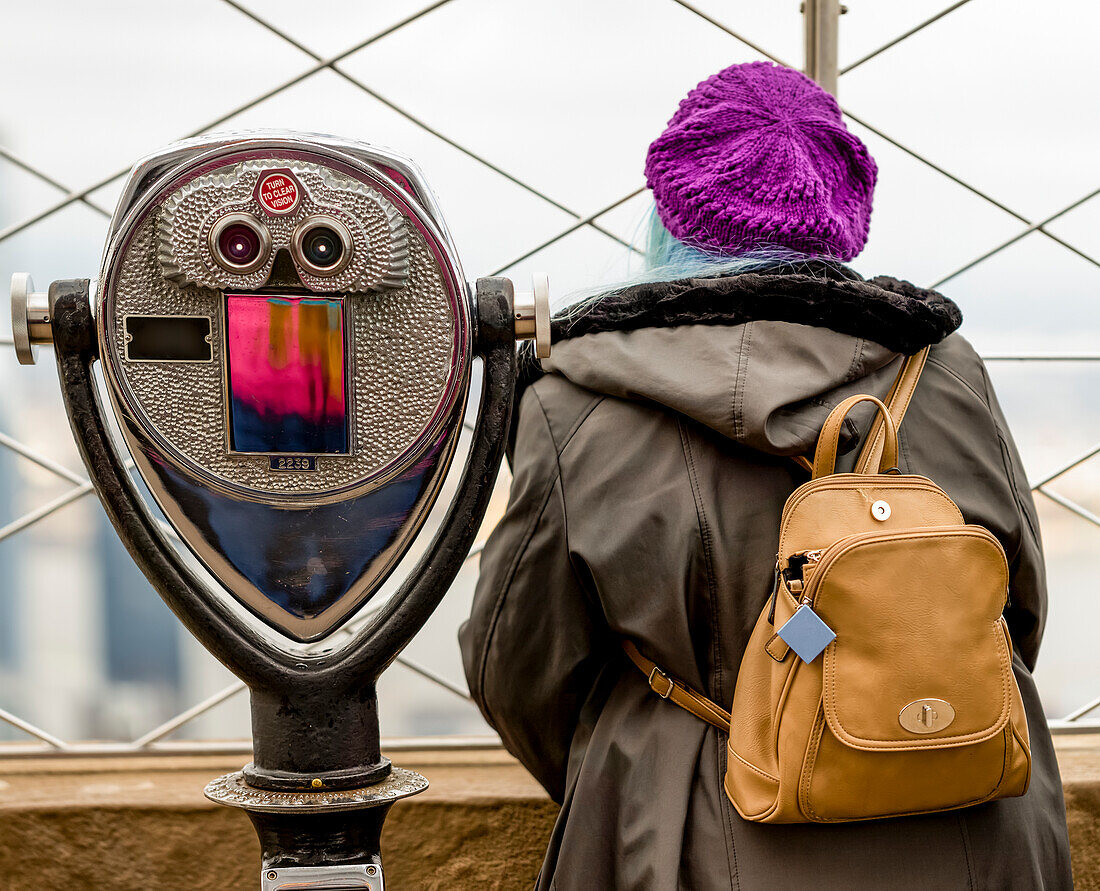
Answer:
256;171;300;215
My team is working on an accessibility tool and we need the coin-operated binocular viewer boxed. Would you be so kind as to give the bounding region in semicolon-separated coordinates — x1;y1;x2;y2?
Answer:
11;132;550;889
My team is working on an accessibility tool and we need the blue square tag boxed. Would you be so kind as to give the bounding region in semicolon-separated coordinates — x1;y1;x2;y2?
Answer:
777;605;836;664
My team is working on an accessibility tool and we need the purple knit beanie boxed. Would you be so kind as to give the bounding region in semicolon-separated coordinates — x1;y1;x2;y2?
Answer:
644;61;877;261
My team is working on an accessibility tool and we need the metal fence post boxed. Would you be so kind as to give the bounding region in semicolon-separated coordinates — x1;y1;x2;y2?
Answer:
803;0;842;95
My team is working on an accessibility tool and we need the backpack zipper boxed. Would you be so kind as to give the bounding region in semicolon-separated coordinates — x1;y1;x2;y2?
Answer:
792;525;1005;610
784;548;825;598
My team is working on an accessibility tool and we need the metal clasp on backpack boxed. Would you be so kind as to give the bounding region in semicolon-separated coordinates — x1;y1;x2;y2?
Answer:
648;666;673;699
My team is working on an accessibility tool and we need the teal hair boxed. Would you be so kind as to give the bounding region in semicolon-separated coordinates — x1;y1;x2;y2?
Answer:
642;204;817;278
557;203;826;316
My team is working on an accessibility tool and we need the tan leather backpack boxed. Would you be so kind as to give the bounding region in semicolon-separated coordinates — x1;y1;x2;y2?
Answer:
625;348;1032;823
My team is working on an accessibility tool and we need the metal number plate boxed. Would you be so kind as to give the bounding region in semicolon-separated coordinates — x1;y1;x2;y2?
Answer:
269;456;319;472
262;863;382;890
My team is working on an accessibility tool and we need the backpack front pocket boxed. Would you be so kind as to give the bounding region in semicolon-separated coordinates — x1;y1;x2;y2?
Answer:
799;703;1012;821
793;526;1019;821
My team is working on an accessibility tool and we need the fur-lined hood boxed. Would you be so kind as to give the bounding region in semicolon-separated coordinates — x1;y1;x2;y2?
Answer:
519;263;962;457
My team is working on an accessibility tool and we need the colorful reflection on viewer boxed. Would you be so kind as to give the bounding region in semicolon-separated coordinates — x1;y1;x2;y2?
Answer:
226;294;347;454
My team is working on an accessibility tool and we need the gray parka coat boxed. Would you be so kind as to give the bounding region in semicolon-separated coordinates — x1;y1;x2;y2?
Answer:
459;267;1073;890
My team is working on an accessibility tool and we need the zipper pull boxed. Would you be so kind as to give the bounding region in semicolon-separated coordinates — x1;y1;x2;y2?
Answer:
785;548;824;597
766;559;781;625
799;549;824;604
775;547;835;662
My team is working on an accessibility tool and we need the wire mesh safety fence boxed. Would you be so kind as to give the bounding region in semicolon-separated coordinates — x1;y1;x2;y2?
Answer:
0;0;1098;756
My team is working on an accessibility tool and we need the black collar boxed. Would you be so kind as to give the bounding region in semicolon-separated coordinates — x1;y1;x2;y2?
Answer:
513;265;961;442
550;263;960;353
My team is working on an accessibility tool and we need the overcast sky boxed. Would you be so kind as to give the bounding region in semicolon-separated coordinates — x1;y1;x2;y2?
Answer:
2;0;1098;346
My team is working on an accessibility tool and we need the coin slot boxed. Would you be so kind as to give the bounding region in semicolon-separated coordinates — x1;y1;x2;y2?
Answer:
125;315;213;362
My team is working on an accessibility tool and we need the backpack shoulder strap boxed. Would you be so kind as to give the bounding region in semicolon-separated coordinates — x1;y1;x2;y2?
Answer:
853;345;930;474
789;345;929;475
622;640;731;733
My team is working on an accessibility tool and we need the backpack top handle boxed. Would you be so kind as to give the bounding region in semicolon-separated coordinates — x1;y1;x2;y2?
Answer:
792;347;930;477
812;394;899;479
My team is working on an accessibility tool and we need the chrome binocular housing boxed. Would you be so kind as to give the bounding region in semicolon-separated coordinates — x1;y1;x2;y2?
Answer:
9;130;552;884
12;130;550;644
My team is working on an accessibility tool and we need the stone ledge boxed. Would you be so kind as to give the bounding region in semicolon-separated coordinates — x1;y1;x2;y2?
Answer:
0;747;556;890
1053;733;1100;890
0;737;1096;888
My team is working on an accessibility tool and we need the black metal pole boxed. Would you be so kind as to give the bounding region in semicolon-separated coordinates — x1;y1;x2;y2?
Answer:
248;807;389;872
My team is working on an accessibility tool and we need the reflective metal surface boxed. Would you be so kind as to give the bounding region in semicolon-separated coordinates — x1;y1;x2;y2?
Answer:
899;698;957;734
261;863;383;891
101;149;469;503
205;767;428;813
156;159;408;295
146;428;458;637
513;271;552;359
9;272;50;365
90;133;474;643
112;132;460;256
